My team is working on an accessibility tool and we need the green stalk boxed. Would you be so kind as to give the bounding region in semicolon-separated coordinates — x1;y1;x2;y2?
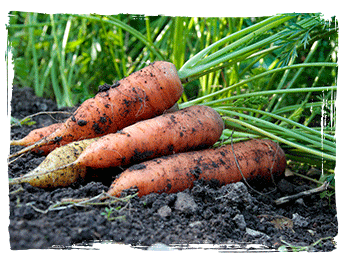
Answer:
171;17;186;70
145;16;155;62
202;86;336;107
217;108;335;155
181;45;280;84
180;62;337;108
199;17;291;67
178;15;298;81
50;14;73;107
180;15;291;71
272;100;335;116
117;27;127;77
292;129;335;150
27;13;40;96
178;15;325;82
223;117;336;161
217;106;335;142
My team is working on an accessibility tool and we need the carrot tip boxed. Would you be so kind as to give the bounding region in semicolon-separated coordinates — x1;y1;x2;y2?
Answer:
10;140;22;146
9;138;48;159
9;176;30;185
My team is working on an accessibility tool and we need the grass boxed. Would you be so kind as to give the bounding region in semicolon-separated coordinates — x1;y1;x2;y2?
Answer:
13;191;139;214
278;236;335;252
7;12;338;186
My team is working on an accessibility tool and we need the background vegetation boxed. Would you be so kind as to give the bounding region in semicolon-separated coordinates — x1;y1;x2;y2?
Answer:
7;12;338;190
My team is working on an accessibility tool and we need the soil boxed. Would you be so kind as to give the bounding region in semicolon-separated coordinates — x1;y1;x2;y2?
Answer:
8;86;338;251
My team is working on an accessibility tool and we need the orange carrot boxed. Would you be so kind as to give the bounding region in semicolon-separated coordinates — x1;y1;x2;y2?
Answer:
9;61;183;159
75;105;224;168
107;139;286;197
10;123;63;155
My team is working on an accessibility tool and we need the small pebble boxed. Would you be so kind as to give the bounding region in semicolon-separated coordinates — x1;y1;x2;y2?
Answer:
174;192;198;214
246;228;270;239
189;221;203;228
233;214;246;231
157;205;172;218
292;213;309;228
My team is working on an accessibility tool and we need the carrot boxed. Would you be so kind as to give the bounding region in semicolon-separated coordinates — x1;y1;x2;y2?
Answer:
74;104;223;168
10;123;64;155
9;138;97;188
9;105;224;188
9;61;183;159
106;139;286;197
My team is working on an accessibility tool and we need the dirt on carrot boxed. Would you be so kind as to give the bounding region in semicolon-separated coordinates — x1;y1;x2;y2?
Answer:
9;138;98;188
9;61;183;159
107;139;287;197
76;105;224;169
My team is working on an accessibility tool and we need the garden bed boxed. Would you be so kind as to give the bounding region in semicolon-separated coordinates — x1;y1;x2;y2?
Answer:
8;86;337;251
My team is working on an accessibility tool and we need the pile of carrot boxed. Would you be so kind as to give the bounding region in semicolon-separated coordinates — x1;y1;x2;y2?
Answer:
9;61;287;197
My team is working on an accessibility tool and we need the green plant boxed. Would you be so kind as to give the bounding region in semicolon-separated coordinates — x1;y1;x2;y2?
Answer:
101;206;124;221
10;116;35;127
278;237;334;252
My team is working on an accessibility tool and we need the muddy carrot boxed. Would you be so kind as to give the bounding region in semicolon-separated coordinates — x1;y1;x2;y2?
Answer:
107;139;286;197
9;61;183;159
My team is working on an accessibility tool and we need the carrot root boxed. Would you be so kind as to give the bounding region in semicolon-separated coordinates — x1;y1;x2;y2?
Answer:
9;162;82;187
107;139;286;197
9;138;98;188
10;139;28;146
9;137;50;159
10;123;64;156
76;105;224;169
9;61;183;159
